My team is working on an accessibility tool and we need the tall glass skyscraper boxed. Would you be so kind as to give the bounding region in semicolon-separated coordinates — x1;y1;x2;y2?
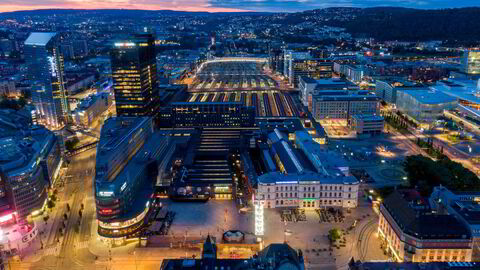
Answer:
111;34;160;116
24;32;69;129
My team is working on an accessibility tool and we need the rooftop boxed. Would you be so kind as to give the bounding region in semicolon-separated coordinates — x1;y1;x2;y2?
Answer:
350;261;480;270
0;125;55;176
451;200;480;225
382;191;471;240
397;89;457;104
313;94;380;102
258;171;358;185
161;242;303;270
97;117;149;154
351;114;384;121
271;139;304;174
24;32;56;46
74;92;109;112
295;131;349;176
433;79;480;105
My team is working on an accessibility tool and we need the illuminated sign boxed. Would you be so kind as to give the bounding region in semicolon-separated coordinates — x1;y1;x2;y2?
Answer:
276;181;298;185
100;209;112;214
253;194;264;236
114;42;136;47
0;213;14;223
120;182;127;192
99;191;114;197
47;56;57;78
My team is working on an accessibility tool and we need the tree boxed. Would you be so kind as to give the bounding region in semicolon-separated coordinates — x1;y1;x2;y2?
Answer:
47;200;55;209
65;137;80;152
404;155;479;196
328;228;342;242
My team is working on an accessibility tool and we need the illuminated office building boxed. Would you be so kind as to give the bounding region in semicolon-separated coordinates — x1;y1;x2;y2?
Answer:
462;49;480;75
95;117;172;240
283;50;333;87
111;34;160;116
24;32;69;129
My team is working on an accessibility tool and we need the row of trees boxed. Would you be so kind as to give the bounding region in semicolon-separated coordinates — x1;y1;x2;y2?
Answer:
0;95;27;110
404;155;479;196
65;137;80;152
415;137;445;159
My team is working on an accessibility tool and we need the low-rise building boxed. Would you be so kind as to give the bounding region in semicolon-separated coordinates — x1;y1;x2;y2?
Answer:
430;186;480;262
65;74;96;95
255;130;358;209
378;191;472;263
344;64;366;84
375;79;424;104
0;122;62;222
350;114;384;135
72;92;111;127
396;89;457;128
161;237;305;270
312;94;380;123
0;80;18;98
432;79;480;112
299;77;356;110
284;50;332;87
157;102;255;128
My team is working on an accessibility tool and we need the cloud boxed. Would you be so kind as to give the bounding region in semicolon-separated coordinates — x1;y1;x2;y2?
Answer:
208;0;479;11
0;0;477;13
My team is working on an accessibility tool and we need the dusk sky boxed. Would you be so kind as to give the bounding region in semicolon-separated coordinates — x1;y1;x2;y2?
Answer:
0;0;478;13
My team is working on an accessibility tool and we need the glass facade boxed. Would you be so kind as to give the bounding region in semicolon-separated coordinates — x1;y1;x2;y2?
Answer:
24;33;69;129
463;50;480;75
111;34;159;116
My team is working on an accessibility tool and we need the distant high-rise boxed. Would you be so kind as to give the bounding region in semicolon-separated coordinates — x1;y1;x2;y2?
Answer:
462;49;480;75
111;34;159;116
24;32;69;129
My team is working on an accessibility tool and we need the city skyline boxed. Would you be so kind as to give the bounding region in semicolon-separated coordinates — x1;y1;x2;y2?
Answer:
0;0;479;13
0;3;479;269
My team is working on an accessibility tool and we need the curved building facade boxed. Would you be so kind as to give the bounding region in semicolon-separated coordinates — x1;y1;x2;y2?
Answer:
95;117;172;241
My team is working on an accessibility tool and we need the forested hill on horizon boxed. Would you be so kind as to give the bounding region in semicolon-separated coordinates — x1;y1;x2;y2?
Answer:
1;7;479;42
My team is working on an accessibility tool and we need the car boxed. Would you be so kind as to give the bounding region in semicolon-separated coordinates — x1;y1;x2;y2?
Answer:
153;197;162;207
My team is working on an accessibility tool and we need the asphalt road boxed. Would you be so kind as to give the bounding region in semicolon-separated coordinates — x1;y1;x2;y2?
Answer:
20;149;98;270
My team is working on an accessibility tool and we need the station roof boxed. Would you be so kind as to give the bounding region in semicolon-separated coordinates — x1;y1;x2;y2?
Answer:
272;140;304;174
295;131;349;175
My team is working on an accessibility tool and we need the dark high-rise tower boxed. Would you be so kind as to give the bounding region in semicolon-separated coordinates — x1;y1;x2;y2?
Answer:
111;34;159;116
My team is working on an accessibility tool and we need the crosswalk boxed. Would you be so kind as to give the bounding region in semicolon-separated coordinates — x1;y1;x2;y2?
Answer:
74;240;89;250
42;244;61;257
